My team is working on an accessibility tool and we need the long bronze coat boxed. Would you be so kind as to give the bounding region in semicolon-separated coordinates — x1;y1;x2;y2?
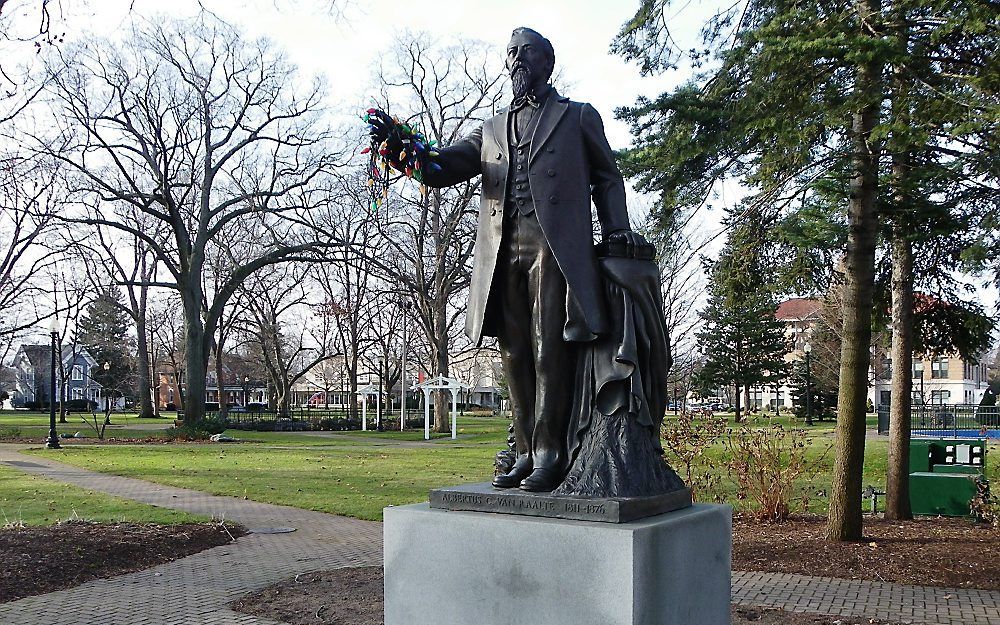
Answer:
422;89;631;344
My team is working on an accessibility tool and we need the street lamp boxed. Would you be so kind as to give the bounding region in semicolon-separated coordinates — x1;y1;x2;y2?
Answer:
243;375;250;408
46;318;60;449
803;343;814;426
103;361;113;425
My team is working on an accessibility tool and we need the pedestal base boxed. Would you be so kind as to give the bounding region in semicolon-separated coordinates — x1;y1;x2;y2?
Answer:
384;502;732;625
430;481;692;523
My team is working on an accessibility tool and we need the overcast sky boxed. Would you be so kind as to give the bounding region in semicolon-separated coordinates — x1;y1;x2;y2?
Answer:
63;0;702;149
7;0;996;315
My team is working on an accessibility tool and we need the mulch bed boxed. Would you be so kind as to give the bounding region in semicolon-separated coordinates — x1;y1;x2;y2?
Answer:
232;567;902;625
733;514;1000;590
0;520;246;603
231;515;996;625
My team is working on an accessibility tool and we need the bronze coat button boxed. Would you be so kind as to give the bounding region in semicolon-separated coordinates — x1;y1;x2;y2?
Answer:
547;169;556;177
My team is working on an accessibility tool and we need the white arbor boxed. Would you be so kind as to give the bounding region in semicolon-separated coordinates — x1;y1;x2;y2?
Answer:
413;375;470;440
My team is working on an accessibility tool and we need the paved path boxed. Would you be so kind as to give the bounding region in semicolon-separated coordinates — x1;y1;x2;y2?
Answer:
2;444;999;625
0;446;382;625
734;571;1000;625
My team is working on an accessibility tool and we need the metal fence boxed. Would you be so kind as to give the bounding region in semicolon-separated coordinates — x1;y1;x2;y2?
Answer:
209;407;430;431
877;403;1000;435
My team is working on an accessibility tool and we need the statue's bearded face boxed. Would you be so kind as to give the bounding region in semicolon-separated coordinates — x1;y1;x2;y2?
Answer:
506;30;552;99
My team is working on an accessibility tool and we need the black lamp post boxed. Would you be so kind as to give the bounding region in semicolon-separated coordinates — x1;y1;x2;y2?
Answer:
46;319;61;449
243;375;250;407
103;361;113;425
804;342;814;426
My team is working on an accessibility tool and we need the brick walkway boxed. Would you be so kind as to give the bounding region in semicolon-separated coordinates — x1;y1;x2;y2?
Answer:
0;446;382;625
734;571;1000;625
2;444;999;625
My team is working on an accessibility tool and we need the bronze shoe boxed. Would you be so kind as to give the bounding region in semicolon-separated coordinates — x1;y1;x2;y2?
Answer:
519;466;562;492
492;456;533;489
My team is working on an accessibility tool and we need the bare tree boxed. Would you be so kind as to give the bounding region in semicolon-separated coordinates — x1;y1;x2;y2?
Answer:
148;291;186;411
33;12;347;420
645;212;710;410
238;262;336;415
357;289;404;419
367;34;505;432
48;263;90;423
0;0;66;125
0;155;62;363
67;215;164;418
311;173;384;419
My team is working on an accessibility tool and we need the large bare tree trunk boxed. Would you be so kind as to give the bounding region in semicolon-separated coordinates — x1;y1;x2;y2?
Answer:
432;321;450;433
134;306;154;418
885;228;914;520
214;328;227;419
828;7;882;541
183;288;208;423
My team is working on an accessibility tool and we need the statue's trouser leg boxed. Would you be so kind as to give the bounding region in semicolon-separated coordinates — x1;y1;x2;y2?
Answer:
496;211;574;475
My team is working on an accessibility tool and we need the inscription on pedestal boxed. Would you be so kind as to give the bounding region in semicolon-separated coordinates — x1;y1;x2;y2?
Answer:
429;482;691;523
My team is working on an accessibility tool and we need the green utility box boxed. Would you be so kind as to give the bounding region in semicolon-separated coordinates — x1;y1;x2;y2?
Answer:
909;472;983;516
908;439;987;517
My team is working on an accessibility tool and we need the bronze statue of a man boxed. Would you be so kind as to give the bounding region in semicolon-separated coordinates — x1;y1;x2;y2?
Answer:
373;27;643;492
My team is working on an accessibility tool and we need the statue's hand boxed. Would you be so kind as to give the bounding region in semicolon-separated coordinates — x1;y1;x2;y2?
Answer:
608;229;648;254
366;108;394;146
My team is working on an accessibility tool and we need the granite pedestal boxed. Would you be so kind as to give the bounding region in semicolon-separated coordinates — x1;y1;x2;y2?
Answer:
384;502;732;625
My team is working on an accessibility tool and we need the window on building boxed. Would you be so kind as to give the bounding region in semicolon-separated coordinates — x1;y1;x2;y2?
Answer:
72;365;83;381
71;388;83;400
930;390;951;405
880;356;892;380
931;357;949;379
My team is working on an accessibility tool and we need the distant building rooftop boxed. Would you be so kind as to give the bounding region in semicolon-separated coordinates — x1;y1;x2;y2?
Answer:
776;298;821;321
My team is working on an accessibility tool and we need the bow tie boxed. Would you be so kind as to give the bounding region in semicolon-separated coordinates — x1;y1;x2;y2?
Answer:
511;93;541;111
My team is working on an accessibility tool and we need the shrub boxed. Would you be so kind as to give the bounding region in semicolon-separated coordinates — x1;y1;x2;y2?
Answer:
661;411;727;501
725;423;828;522
317;417;362;431
164;416;228;440
65;399;97;412
226;419;278;432
970;481;998;528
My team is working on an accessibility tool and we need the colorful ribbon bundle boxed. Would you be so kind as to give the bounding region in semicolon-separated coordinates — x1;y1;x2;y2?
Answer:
361;108;441;212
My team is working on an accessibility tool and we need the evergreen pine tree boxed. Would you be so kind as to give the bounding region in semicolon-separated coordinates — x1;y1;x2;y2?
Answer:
614;0;998;539
76;287;135;398
695;217;789;422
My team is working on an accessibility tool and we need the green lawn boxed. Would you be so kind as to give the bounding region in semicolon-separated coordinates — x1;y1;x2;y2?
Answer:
0;410;176;426
0;464;205;526
27;442;496;521
20;413;997;521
